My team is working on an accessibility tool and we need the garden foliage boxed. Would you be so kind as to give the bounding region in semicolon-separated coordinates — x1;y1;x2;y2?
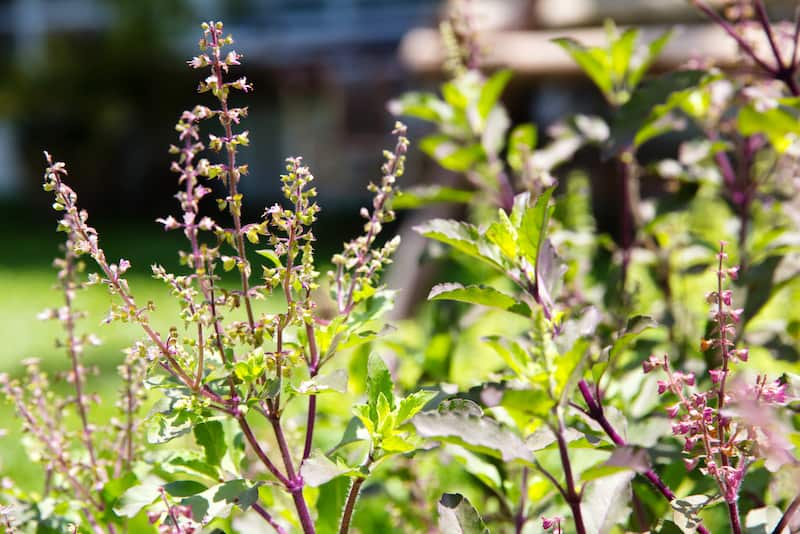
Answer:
2;2;800;533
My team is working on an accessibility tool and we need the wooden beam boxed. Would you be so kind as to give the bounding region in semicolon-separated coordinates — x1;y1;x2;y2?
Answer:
399;23;782;76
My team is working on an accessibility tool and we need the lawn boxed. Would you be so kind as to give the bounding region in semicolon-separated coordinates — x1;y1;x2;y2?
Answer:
0;221;186;491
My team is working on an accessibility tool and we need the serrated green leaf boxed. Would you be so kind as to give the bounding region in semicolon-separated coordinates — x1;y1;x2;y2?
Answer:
428;283;531;317
301;451;351;487
397;390;436;423
414;218;504;270
412;402;533;463
367;353;394;414
628;29;674;89
553;38;613;98
581;470;635;534
438;493;490;534
486;209;518;259
519;187;555;268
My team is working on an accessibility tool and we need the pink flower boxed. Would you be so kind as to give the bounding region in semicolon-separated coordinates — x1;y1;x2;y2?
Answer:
542;516;562;531
709;368;724;384
761;381;788;404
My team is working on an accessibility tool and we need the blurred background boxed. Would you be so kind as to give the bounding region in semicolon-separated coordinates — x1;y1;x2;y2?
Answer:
0;0;798;484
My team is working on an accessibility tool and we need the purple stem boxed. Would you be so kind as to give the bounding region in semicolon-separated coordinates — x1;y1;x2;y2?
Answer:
268;415;316;534
576;380;711;534
772;493;800;534
253;503;289;534
302;321;320;461
555;413;587;534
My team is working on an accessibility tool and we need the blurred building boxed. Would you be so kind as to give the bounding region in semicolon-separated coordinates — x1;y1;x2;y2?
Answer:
0;0;441;215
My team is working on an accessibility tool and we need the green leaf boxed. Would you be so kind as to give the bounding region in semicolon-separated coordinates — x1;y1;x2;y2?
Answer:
518;187;555;268
581;470;635;534
388;91;451;123
412;401;533;463
744;506;783;534
610;28;638;87
478;69;512;120
396;390;436;423
367;353;394;413
301;450;352;487
414;218;504;270
738;98;800;154
553;38;613;98
194;421;227;466
164;480;207;498
486;209;518;260
448;445;502;491
507;123;537;171
556;338;591;407
610;70;707;151
255;249;282;268
609;315;658;360
428;283;532;317
671;495;717;533
481;107;511;156
114;482;161;517
483;336;530;377
295;369;349;395
391;185;475;209
419;135;485;172
101;472;138;508
212;479;260;510
628;29;674;89
437;493;490;534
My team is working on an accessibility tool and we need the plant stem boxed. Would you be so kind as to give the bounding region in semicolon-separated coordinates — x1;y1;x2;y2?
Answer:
514;467;529;534
339;477;366;534
554;411;586;534
253;503;288;534
772;493;800;534
339;454;374;534
237;414;290;487
209;25;256;334
61;248;98;477
268;414;316;534
303;322;320;461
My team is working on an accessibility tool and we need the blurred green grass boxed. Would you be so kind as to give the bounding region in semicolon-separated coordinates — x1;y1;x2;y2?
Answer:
0;221;186;491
